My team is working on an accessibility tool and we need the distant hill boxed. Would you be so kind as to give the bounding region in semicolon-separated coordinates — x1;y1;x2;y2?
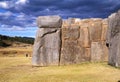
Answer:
0;34;34;47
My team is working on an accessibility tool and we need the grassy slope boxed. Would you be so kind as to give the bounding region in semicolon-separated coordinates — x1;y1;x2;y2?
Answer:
0;57;120;82
0;46;32;57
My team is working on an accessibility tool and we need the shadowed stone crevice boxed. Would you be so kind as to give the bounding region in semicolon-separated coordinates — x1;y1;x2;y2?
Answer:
41;29;57;38
58;29;62;66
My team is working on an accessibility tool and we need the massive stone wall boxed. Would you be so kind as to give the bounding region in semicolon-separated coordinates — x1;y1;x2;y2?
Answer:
107;10;120;67
61;18;108;65
32;16;108;66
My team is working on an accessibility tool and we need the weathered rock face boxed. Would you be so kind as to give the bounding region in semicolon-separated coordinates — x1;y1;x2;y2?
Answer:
61;18;108;64
107;10;120;67
88;19;103;42
101;19;108;41
32;16;109;66
79;21;90;48
37;16;62;28
32;16;62;66
60;26;82;65
91;42;104;61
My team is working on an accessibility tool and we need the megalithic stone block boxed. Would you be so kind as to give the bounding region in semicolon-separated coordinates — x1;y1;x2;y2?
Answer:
91;42;104;62
101;19;108;41
79;23;90;48
107;10;120;67
88;19;102;42
32;16;62;66
37;15;62;28
60;26;81;65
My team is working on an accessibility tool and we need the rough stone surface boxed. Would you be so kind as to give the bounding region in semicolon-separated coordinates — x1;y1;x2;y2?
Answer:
61;18;108;64
61;26;81;65
101;19;108;41
84;48;91;61
91;42;104;62
60;40;82;65
32;16;62;66
33;15;109;66
79;23;90;48
101;41;108;61
88;19;102;42
62;26;80;40
37;15;62;28
32;28;61;66
107;10;120;67
61;25;92;65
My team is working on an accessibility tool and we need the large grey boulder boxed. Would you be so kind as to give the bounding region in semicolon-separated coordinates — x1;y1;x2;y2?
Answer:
37;15;62;28
32;16;62;66
107;10;120;67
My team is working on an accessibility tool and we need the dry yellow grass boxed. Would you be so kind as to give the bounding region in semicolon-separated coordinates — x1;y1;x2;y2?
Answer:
0;47;32;57
0;57;120;82
0;47;32;52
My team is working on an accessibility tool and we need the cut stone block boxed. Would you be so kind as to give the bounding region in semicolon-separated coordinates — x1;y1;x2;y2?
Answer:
37;15;62;28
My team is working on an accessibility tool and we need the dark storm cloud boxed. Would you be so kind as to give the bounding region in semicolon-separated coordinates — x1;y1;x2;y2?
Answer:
0;0;120;29
9;0;120;18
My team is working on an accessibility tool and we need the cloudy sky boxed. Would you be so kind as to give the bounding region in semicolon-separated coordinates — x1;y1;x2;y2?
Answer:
0;0;120;37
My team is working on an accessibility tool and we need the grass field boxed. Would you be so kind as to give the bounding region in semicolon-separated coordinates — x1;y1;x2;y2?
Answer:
0;47;32;57
0;57;120;82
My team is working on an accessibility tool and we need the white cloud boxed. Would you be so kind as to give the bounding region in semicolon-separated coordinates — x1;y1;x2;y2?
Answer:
1;25;26;31
16;13;26;20
46;8;50;12
0;11;12;16
16;0;29;5
10;26;25;31
0;1;8;9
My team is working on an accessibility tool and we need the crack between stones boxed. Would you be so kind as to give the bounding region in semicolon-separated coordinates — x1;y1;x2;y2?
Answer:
41;30;58;38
